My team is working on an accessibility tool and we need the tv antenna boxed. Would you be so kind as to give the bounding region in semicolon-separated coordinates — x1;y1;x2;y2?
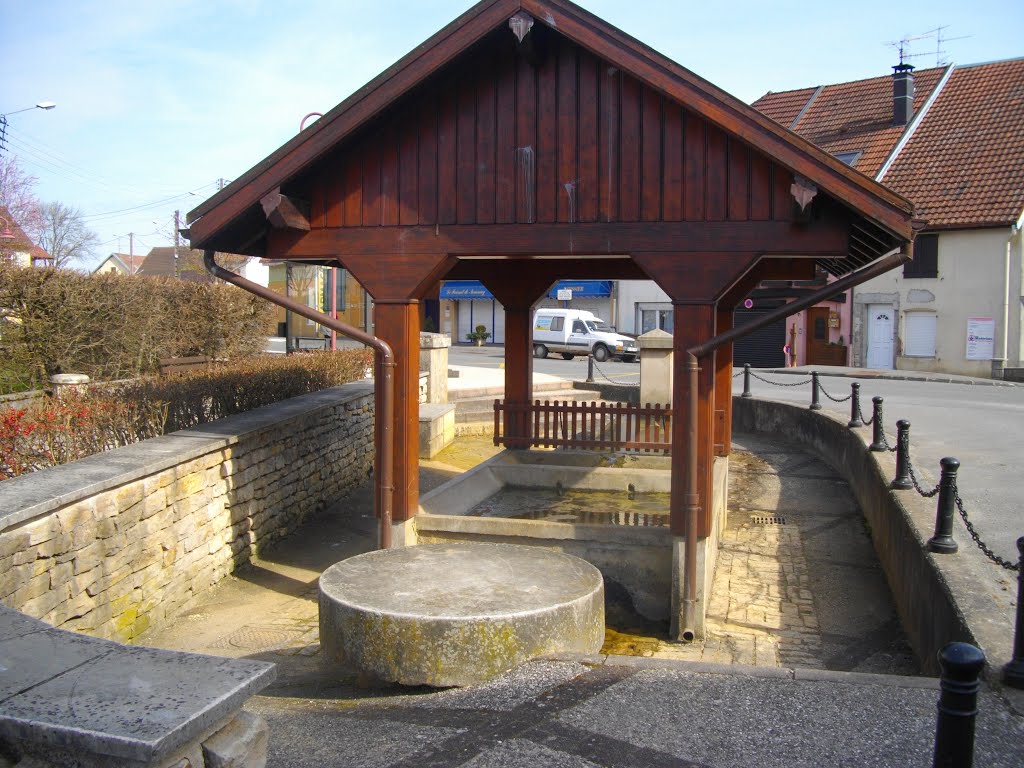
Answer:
886;26;970;67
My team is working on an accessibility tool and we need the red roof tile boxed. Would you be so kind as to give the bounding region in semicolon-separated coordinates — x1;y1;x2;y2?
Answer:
753;67;946;178
754;59;1024;230
883;58;1024;229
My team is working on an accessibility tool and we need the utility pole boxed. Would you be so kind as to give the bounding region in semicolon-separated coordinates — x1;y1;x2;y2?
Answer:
217;178;226;191
129;232;134;273
173;210;180;279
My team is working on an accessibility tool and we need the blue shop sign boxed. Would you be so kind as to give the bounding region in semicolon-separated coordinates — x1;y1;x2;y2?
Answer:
439;280;496;300
546;280;612;298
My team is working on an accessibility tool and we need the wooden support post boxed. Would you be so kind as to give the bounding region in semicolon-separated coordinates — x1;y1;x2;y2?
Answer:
670;303;716;537
714;306;734;457
372;300;420;522
502;303;534;448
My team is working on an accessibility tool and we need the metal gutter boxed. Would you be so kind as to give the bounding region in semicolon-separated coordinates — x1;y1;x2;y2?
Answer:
678;247;911;640
203;250;396;549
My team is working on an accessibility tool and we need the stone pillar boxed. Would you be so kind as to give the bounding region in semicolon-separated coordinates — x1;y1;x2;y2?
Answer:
419;332;451;404
638;329;673;406
49;374;90;399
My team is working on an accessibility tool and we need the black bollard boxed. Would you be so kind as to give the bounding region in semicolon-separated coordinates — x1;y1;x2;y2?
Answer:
741;363;752;398
932;642;986;768
891;420;913;490
928;457;960;554
847;382;863;428
586;354;595;384
810;371;822;411
869;396;886;451
1003;537;1024;689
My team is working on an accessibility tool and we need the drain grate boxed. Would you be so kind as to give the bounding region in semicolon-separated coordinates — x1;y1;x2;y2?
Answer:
751;515;787;525
211;626;304;651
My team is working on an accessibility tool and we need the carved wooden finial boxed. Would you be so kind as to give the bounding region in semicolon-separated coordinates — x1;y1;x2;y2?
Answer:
509;11;534;43
790;176;818;212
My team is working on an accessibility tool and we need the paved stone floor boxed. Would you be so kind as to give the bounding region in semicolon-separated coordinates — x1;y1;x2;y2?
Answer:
144;433;917;678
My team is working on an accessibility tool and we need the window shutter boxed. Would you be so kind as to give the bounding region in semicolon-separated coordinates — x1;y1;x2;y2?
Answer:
904;313;937;357
904;234;938;278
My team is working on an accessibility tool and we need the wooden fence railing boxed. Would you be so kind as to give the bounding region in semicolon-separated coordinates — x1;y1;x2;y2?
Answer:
494;399;672;453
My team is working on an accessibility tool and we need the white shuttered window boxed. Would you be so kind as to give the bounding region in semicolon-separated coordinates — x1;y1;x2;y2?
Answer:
904;313;937;357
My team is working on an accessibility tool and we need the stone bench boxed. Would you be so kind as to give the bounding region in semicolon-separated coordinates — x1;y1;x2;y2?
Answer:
0;605;275;768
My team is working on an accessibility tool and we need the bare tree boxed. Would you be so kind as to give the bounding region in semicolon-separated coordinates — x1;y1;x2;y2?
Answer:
35;201;100;269
0;155;42;235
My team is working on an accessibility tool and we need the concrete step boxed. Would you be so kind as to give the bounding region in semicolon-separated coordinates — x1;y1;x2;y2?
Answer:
454;389;604;423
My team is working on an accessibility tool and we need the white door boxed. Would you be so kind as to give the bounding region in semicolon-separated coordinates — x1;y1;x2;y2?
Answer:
866;304;895;369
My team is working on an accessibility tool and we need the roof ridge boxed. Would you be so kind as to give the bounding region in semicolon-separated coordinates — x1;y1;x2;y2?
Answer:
954;55;1024;70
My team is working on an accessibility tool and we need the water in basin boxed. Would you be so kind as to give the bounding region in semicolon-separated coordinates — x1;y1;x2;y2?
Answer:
466;488;670;527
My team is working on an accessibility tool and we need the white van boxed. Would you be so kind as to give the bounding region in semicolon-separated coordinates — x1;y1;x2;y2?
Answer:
532;308;639;362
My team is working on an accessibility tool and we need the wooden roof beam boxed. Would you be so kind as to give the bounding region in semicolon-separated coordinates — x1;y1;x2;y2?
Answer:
260;191;310;232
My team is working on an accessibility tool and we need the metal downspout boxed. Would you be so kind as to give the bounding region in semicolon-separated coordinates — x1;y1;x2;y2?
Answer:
203;250;396;549
678;248;911;639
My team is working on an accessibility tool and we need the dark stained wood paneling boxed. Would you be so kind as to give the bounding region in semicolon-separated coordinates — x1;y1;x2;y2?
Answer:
380;122;399;226
706;123;728;222
577;50;599;223
437;79;458;225
311;36;803;234
598;63;619;222
361;140;381;226
515;55;537;223
476;61;496;224
619;74;641;222
662;101;683;221
640;86;661;222
773;163;793;222
495;57;516;223
536;49;558;224
456;78;477;224
417;97;438;225
728;138;749;222
683;110;705;221
749;152;772;221
556;39;577;223
399;115;419;226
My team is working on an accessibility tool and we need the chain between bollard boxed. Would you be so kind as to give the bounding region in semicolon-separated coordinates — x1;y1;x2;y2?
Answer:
747;370;813;387
818;380;853;402
1004;538;1024;688
908;461;941;498
953;492;1020;572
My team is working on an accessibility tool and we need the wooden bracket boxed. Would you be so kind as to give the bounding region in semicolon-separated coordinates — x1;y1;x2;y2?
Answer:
260;190;311;232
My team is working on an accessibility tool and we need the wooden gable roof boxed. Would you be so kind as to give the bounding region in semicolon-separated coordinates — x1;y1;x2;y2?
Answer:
187;0;913;275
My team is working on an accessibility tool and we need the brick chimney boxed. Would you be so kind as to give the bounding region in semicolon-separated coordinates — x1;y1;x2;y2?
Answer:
892;63;915;125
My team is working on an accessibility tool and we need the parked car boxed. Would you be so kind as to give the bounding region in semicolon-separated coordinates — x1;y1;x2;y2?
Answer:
532;308;639;362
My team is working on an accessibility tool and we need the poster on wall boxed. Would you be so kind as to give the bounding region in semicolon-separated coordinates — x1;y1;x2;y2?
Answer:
965;317;995;360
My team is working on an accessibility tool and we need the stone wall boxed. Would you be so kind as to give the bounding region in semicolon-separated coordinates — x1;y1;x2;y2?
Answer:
0;381;375;643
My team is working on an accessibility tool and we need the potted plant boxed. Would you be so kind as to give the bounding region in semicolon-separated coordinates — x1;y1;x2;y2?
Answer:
466;324;491;346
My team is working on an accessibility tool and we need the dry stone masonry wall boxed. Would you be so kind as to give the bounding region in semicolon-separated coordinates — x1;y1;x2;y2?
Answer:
0;381;375;643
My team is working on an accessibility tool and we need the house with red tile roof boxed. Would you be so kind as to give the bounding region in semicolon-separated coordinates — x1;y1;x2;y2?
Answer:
754;57;1024;379
0;205;52;267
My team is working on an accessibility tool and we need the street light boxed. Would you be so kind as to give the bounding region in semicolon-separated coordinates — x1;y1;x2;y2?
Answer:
1;102;56;153
3;102;57;116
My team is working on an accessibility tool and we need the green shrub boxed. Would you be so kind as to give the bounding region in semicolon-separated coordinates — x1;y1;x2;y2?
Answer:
0;349;373;481
0;264;274;391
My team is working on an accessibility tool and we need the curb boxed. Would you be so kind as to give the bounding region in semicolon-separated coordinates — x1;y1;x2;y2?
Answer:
752;367;1017;388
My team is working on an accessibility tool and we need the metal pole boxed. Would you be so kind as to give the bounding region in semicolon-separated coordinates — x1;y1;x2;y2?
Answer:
892;419;912;490
741;363;752;398
587;354;595;384
932;642;986;768
1003;537;1024;689
847;382;863;428
809;371;822;410
869;396;886;451
928;457;960;554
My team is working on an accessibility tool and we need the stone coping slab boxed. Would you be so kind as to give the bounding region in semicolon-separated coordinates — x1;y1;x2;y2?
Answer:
0;380;374;533
0;605;275;763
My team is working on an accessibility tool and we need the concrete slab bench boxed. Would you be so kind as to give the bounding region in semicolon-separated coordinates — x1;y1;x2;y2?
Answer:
0;605;275;768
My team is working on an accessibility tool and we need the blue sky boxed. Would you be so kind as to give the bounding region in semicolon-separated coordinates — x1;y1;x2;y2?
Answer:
2;0;1021;269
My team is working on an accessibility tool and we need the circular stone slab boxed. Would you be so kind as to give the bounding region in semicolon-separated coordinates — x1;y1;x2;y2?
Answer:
319;543;604;687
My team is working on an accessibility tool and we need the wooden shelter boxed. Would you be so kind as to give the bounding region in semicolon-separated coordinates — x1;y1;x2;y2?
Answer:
188;0;913;629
